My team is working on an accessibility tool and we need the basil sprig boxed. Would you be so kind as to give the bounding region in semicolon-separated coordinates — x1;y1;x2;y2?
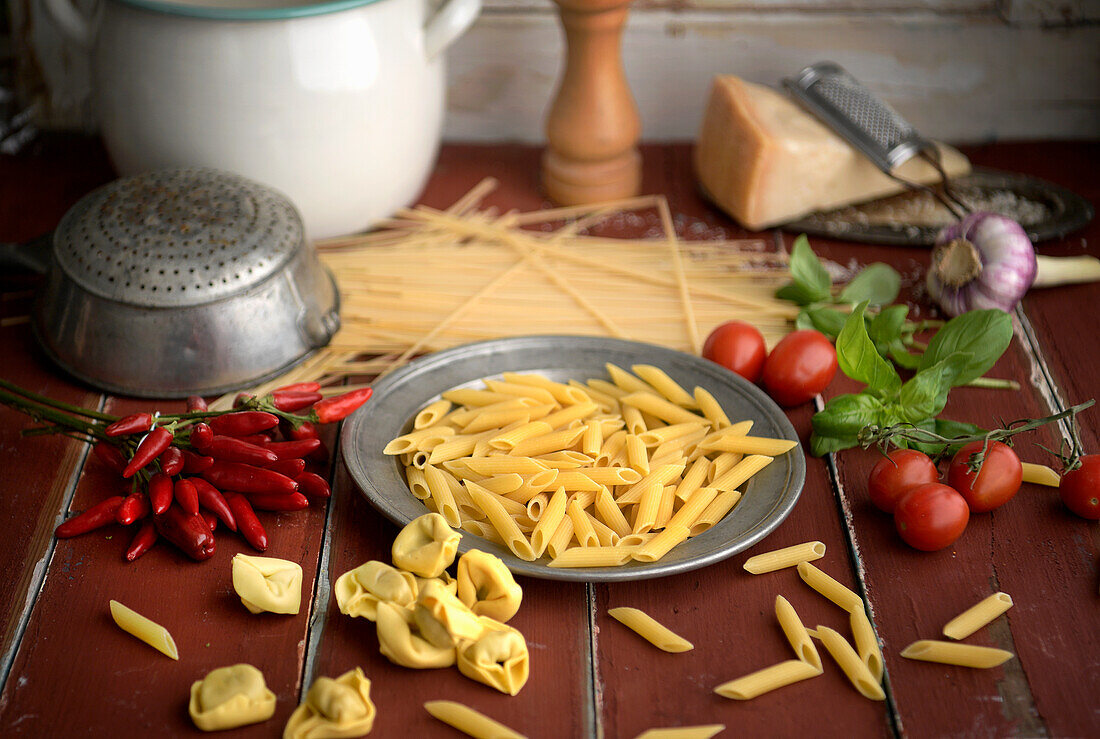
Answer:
809;303;1013;456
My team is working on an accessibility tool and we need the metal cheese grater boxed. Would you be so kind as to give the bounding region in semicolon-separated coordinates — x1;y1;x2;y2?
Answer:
783;62;968;218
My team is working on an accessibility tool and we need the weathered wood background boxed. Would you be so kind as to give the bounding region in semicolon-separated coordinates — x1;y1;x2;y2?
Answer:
6;0;1100;142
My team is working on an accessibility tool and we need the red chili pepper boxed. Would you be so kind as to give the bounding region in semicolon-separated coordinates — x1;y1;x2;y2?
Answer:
201;510;219;533
92;442;128;474
224;493;267;551
245;491;310;511
55;496;125;538
311;388;373;424
202;460;298;495
159;446;184;476
186;395;208;413
154;505;216;561
148;472;174;515
181;449;214;474
271;390;323;412
190;422;213;450
174;478;199;515
261;438;322;460
230;433;275;446
116;490;150;526
191;478;238;532
286;421;320;441
204;435;279;466
104;412;153;437
267;458;307;479
297;472;331;499
124;520;157;562
275;381;322;393
209;411;279;437
122;427;174;478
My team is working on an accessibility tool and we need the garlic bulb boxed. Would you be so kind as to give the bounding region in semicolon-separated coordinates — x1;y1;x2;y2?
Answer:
926;212;1037;317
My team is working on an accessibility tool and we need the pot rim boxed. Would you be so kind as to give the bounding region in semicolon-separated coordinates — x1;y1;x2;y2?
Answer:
114;0;386;21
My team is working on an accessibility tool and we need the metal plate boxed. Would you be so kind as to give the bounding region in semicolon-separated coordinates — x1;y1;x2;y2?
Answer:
782;168;1094;246
340;336;806;582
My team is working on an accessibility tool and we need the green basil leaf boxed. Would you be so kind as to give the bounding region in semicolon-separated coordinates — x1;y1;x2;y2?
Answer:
777;283;823;307
888;343;923;370
811;392;884;439
838;263;901;306
896;352;971;424
786;234;832;303
810;432;858;456
868;304;908;352
919;309;1013;386
803;306;848;340
836;301;901;396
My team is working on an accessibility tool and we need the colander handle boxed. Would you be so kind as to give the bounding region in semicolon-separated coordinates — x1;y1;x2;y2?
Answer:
43;0;93;49
424;0;481;61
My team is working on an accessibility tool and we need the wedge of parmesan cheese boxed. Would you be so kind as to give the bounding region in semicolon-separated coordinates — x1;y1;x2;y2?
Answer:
694;75;970;231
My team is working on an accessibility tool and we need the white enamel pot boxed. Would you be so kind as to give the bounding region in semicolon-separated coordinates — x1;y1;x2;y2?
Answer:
44;0;481;239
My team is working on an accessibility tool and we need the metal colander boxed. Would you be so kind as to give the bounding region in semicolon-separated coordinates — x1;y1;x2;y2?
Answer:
33;168;340;397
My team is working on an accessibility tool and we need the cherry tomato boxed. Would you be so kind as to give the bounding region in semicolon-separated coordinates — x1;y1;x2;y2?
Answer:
702;321;767;383
868;449;940;513
761;330;838;407
1059;454;1100;520
947;441;1022;513
893;483;969;551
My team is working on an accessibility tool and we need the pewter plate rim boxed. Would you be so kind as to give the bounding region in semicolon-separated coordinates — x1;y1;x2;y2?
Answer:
340;336;806;581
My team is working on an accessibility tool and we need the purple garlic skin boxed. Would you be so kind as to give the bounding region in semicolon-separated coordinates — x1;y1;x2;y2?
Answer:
927;212;1037;317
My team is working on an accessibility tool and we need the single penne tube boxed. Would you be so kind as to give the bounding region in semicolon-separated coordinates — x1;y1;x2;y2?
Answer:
653;484;678;530
652;429;708;460
554;471;604;492
466;482;536;561
512;514;537;533
452;479;483;521
713;659;821;700
587;378;628;399
632;523;689;562
423;464;461;527
1020;462;1060;487
621;392;708;427
617;464;687;505
540;402;599;430
595;430;628;467
588;512;619;547
581;420;604;456
525;491;551;520
476;473;524;495
707;452;742;484
483;379;557;405
441;388;517;407
428;430;498;464
700;434;798;456
413;399;453;429
597;416;626;436
608;606;693;652
502;372;590;405
462;408;532;434
488;421;553;451
521;403;558;423
383;425;458;455
632;483;663;534
509;426;586;458
634;725;725;739
674;457;711;502
667;487;720;530
631;364;698;408
693;386;730;428
775;595;822;670
691;420;753;460
605;362;654;394
618;531;657;548
461;519;505;545
533;450;592;469
648;449;688;470
503;469;560;503
406;465;430;500
572;381;619;413
545;514;576;560
424;700;527;739
622;404;646;435
743;541;826;574
409;451;429;469
568;490;597;510
709;455;773;494
530;487;568;557
900;640;1014;668
463;456;550;476
548;546;633;568
625;434;649;474
815;626;885;700
109;600;179;660
797;562;864;613
688;489;742;537
568;498;599;548
849;609;884;681
595;487;632;537
942;592;1014;640
572;467;643;486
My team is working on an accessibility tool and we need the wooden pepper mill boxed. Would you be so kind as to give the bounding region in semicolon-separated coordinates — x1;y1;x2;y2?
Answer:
542;0;641;205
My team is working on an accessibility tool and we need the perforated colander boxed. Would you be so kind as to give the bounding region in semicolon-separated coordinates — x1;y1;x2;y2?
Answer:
33;168;340;397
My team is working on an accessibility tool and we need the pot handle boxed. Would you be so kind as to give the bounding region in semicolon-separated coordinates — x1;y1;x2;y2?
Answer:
43;0;94;48
424;0;481;61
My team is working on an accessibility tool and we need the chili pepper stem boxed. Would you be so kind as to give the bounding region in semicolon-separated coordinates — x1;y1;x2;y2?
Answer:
0;378;114;421
0;388;110;440
963;377;1021;391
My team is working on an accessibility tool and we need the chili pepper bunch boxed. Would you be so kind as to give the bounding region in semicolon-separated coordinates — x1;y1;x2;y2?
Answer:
0;379;372;562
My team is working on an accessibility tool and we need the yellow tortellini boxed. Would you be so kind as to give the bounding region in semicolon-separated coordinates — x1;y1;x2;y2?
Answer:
232;554;303;615
456;549;523;623
413;580;486;649
283;667;376;739
189;663;276;732
376;600;457;669
334;560;417;621
391;513;461;578
456;626;531;696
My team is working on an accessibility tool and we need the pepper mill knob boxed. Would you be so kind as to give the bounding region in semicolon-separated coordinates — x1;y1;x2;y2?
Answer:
542;0;641;205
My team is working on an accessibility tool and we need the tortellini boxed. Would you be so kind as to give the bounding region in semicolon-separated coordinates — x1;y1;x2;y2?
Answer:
189;663;276;732
376;600;457;669
456;549;523;623
334;560;417;621
283;667;376;739
391;513;461;578
456;626;530;696
232;554;303;615
414;580;486;649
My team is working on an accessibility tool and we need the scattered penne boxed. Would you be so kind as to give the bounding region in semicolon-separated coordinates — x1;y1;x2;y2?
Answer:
900;640;1014;669
109;600;179;660
849;609;884;682
424;700;527;739
633;725;726;739
815;626;885;701
608;606;694;653
775;595;821;670
1020;462;1060;487
743;541;826;574
942;592;1014;640
714;659;821;700
797;562;864;613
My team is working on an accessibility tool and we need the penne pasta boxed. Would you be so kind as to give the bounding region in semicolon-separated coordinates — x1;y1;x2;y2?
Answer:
467;482;536;561
631;364;698;408
548;546;634;568
815;626;885;700
525;491;550;520
849;609;884;681
699;434;798;456
714;659;821;700
109;600;179;660
693;386;730;428
489;421;553;451
775;595;821;670
654;484;678;530
742;541;826;574
621;392;708;427
608;606;693;652
595;487;632;538
606;362;654;394
689;490;741;536
634;725;725;739
424;700;527;739
1020;462;1060;487
413;399;453;429
581;420;603;456
483;379;557;405
530;487;567;557
545;515;576;560
568;498;599;548
797;562;864;613
383;426;458;455
942;592;1014;640
709;455;773;492
423;464;461;527
502;373;589;405
900;640;1014;669
632;524;689;563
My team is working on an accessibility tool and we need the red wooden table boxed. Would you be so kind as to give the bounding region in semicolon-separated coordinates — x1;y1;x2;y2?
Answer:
1;138;1097;738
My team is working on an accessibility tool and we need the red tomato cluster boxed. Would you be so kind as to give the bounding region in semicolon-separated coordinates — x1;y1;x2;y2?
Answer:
702;323;837;408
